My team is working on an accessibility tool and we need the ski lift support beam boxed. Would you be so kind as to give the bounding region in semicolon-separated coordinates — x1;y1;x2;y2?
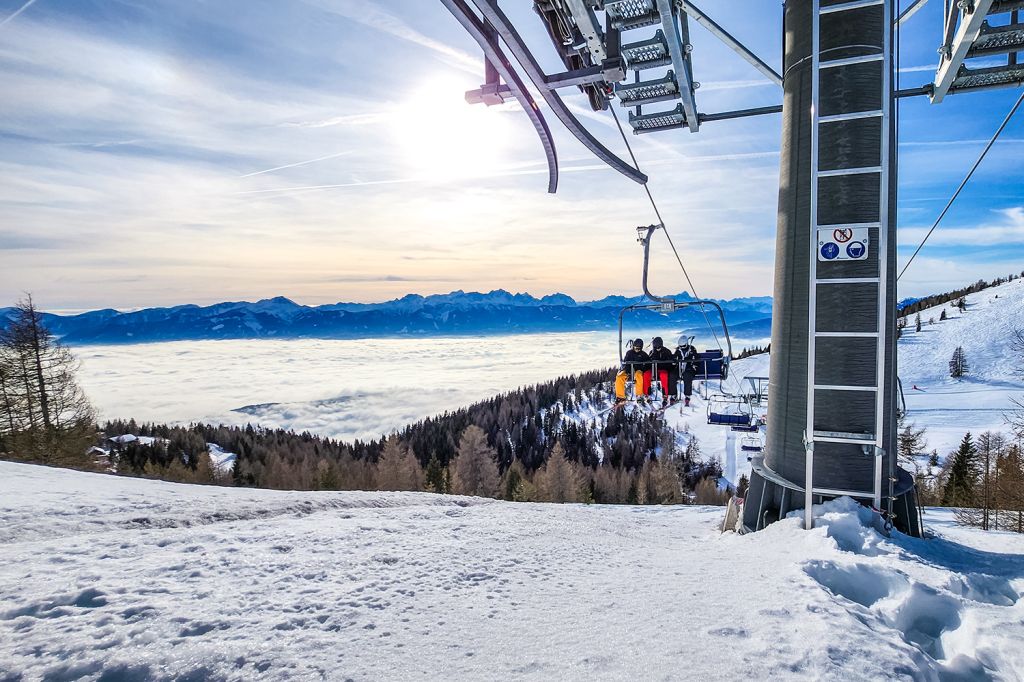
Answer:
677;0;783;86
440;0;559;193
932;0;1024;102
464;0;648;185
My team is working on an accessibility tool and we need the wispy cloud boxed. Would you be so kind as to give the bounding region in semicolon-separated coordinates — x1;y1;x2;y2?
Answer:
0;0;38;29
240;150;354;178
307;0;479;73
898;206;1024;247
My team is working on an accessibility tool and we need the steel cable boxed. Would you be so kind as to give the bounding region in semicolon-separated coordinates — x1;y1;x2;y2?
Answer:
607;105;725;354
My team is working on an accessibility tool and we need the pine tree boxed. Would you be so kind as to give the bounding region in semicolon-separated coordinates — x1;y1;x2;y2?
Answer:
376;436;422;491
944;432;978;507
424;453;447;494
915;313;922;332
647;455;683;504
949;346;969;379
314;458;341;490
736;474;750;498
996;443;1024;533
451;425;500;498
536;443;582;503
0;296;95;463
896;411;928;473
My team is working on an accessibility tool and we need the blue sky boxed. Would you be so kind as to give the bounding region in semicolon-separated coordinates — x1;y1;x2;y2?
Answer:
0;0;1021;311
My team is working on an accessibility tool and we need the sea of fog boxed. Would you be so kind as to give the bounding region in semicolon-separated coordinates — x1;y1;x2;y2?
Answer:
75;331;770;442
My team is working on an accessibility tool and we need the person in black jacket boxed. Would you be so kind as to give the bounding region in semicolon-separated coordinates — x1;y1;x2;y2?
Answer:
649;336;678;404
615;338;651;401
675;338;700;406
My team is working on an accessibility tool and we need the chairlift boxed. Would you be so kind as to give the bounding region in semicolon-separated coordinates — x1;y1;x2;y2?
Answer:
740;436;763;453
744;376;769;407
614;224;734;410
706;394;753;427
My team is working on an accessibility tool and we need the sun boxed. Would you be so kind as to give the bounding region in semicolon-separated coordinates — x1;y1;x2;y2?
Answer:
392;76;516;181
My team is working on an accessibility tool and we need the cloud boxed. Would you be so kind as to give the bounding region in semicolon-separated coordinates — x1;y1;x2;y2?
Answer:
0;0;38;29
239;150;355;178
307;0;479;73
0;231;77;250
74;333;619;441
324;274;465;283
898;206;1024;247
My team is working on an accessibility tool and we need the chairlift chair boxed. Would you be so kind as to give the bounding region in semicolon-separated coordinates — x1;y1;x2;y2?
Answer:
740;436;763;453
707;394;753;427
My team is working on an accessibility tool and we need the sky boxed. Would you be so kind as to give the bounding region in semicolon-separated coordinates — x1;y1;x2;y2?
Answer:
0;0;1022;311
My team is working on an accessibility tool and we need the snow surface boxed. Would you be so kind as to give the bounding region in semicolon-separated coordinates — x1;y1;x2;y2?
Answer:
657;279;1024;487
898;278;1024;457
2;461;1022;681
206;443;237;473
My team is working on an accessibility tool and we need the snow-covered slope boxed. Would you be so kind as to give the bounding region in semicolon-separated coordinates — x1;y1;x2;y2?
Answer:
899;277;1024;456
670;279;1024;487
2;461;1020;681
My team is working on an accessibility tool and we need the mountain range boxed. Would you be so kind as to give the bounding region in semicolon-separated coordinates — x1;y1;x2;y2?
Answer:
1;290;773;344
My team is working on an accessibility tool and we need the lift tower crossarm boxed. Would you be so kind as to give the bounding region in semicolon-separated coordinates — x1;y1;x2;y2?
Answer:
676;0;783;87
932;0;996;102
468;0;648;184
655;0;700;131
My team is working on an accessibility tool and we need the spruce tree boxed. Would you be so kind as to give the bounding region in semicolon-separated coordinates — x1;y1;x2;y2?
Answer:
915;313;922;332
424;453;446;494
949;346;969;379
943;432;978;506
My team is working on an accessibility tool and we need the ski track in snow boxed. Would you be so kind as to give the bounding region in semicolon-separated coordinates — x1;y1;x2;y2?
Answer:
2;462;1023;681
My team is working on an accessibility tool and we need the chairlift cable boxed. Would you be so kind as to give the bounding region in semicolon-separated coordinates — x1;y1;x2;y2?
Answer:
897;89;1024;281
607;105;725;353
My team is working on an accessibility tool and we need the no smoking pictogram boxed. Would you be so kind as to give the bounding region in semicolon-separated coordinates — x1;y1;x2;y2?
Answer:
833;228;853;243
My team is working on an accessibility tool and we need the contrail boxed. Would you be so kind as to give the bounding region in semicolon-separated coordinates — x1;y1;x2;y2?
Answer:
0;0;39;28
240;150;354;178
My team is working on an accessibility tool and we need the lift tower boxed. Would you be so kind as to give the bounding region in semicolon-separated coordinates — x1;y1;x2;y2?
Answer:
742;0;909;534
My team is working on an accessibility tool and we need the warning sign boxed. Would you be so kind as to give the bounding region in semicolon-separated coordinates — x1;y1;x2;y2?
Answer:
818;227;869;262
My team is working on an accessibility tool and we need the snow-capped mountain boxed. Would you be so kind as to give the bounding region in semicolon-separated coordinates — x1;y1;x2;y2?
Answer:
5;290;773;344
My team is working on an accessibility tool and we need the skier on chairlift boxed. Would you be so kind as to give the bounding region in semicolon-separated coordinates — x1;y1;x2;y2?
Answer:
615;338;651;403
649;336;678;405
676;336;700;407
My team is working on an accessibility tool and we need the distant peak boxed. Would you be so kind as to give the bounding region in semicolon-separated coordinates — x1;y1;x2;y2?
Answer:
257;296;299;306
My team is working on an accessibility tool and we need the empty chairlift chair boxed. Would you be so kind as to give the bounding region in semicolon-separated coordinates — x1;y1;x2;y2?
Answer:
740;436;764;453
707;394;753;427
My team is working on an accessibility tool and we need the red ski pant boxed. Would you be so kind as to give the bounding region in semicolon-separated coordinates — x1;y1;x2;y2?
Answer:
654;369;669;396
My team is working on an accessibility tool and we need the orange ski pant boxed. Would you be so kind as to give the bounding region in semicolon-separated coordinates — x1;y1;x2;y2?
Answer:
615;369;651;399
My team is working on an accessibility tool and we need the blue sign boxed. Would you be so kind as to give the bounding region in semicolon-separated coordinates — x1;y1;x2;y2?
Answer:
847;241;866;259
820;242;840;260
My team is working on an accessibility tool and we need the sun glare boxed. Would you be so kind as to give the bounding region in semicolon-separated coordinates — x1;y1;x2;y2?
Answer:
392;77;516;181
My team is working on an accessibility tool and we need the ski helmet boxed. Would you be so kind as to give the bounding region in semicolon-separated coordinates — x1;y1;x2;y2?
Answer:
631;338;643;350
652;336;664;349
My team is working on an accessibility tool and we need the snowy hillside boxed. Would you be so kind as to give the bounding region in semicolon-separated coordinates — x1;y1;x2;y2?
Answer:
899;277;1024;456
671;278;1024;488
1;461;1021;680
